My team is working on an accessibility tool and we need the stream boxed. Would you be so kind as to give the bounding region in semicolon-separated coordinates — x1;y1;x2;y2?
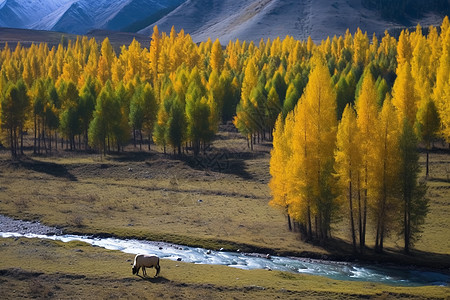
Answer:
0;215;448;287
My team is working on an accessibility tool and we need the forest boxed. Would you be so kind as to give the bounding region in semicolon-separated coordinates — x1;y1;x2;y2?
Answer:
361;0;450;20
1;17;450;254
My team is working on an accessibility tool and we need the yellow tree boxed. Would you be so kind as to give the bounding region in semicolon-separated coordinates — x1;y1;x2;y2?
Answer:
334;104;360;252
392;62;417;126
439;80;450;144
396;30;412;72
433;27;450;138
149;25;161;82
234;58;259;148
269;115;293;230
210;39;224;73
353;28;369;66
355;71;379;252
302;55;338;239
371;97;400;253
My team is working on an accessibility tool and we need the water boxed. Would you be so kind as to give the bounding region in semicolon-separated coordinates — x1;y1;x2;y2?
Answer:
1;231;449;287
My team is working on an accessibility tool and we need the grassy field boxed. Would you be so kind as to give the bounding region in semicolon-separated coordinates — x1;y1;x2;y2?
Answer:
1;238;448;300
0;129;449;299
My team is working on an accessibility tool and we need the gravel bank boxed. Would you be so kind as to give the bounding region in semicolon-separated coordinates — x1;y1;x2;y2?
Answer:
0;215;62;235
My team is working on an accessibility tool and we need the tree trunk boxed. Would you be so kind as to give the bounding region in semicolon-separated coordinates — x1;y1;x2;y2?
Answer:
287;213;292;231
349;179;357;253
33;114;37;154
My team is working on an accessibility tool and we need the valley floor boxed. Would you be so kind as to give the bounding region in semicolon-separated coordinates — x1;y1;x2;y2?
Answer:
0;129;449;298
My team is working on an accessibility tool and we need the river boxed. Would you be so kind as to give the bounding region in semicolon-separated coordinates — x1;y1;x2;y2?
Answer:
0;215;448;287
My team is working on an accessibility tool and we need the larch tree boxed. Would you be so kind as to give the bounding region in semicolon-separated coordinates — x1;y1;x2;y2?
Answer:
1;81;30;157
141;83;158;150
334;104;361;252
392;62;417;126
415;98;440;178
210;39;224;73
167;97;187;155
287;100;312;238
371;97;400;253
269;115;293;230
302;55;338;240
355;71;379;253
398;119;429;254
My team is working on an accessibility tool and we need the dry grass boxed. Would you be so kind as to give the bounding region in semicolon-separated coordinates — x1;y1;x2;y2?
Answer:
0;130;449;298
0;238;447;299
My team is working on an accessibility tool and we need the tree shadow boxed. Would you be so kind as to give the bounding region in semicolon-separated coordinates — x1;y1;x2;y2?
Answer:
182;150;264;180
308;236;450;270
105;151;157;163
13;157;77;181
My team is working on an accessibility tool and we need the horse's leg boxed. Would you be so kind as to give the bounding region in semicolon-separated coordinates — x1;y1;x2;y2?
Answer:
155;265;160;277
142;266;146;277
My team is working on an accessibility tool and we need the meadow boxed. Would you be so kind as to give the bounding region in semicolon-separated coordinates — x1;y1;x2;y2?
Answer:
0;128;449;299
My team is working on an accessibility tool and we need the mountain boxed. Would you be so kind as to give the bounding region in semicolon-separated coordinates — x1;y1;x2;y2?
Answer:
139;0;445;43
0;0;184;34
0;0;73;28
0;0;446;43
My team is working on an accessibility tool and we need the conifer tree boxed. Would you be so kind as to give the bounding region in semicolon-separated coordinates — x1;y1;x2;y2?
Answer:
335;104;360;252
372;98;400;253
355;71;379;252
269;115;292;230
210;39;224;73
415;98;440;177
392;62;417;125
303;56;338;239
398;119;429;253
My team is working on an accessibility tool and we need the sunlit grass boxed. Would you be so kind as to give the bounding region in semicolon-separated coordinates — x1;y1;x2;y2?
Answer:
0;238;447;299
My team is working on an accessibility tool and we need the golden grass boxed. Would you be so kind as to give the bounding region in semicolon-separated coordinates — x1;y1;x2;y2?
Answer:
0;238;448;299
0;132;449;298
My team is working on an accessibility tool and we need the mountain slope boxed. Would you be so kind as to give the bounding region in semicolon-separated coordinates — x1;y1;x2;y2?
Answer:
0;0;445;42
1;0;184;34
0;0;73;28
139;0;444;43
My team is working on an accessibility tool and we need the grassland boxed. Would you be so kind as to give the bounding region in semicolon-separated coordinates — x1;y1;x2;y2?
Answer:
0;128;449;299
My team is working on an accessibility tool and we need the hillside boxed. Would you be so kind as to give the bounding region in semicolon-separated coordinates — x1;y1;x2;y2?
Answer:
0;0;446;43
140;0;444;43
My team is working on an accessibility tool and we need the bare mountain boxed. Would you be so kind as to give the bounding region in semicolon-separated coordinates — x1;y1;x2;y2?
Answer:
0;0;184;34
139;0;444;42
0;0;446;43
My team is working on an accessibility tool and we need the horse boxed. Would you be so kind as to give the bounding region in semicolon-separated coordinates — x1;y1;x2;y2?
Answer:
132;254;161;277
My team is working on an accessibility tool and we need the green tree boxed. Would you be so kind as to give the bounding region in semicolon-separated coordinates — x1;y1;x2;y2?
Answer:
1;81;30;157
59;81;80;150
78;77;97;150
167;97;187;155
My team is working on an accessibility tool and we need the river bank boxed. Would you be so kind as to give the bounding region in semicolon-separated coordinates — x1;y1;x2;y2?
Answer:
1;213;449;286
